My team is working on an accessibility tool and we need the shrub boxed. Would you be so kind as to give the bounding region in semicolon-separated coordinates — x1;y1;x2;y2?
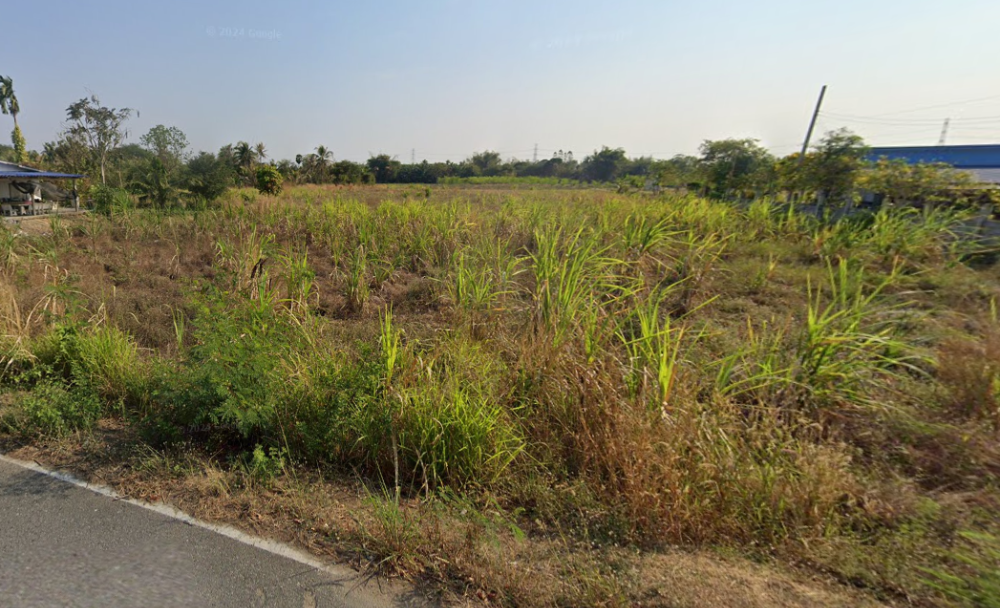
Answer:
16;380;102;437
88;185;135;216
255;165;283;196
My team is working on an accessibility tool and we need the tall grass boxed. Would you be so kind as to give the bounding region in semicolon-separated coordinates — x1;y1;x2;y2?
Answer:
0;187;995;606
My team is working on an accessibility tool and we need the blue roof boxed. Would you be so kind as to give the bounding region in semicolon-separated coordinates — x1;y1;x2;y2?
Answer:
0;171;84;179
868;144;1000;169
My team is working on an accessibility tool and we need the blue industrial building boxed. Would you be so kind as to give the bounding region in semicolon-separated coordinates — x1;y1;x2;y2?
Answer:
867;144;1000;184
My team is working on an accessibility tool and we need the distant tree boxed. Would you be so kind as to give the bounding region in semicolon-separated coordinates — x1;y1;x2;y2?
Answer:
329;160;373;184
140;125;189;168
132;157;178;207
255;164;283;196
233;141;256;184
314;145;333;167
254;142;268;163
113;143;154;189
65;95;134;184
43;135;91;177
396;160;437;184
137;125;189;202
581;146;627;182
620;156;655;178
185;151;234;202
860;159;978;207
807;128;869;202
275;158;298;181
0;75;25;162
698;138;773;197
469;150;503;176
657;154;702;188
367;154;401;183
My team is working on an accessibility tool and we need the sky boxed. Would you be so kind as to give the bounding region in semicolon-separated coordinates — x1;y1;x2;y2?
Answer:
5;0;1000;163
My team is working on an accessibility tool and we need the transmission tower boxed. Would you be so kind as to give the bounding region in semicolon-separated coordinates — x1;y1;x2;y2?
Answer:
533;144;538;163
937;118;950;146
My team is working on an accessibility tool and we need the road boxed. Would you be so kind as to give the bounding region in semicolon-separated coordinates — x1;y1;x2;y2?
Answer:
0;456;426;608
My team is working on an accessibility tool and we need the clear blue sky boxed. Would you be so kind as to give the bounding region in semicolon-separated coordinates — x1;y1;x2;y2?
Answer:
6;0;1000;162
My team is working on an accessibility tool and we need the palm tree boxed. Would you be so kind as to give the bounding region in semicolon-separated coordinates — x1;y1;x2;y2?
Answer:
233;141;254;170
0;75;24;162
254;142;268;163
313;145;333;182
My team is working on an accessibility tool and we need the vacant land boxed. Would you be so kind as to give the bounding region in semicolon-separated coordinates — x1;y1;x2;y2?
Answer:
1;185;998;607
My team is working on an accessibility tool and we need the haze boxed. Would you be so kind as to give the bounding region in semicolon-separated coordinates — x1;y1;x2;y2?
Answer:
8;0;1000;161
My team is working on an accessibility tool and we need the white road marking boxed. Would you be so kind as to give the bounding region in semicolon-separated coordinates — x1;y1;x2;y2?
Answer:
0;453;353;579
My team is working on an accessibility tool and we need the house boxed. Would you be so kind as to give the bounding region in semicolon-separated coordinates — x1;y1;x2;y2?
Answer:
0;160;84;217
867;144;1000;185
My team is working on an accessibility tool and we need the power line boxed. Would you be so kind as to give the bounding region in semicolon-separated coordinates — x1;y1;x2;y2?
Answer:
860;93;1000;117
820;111;1000;126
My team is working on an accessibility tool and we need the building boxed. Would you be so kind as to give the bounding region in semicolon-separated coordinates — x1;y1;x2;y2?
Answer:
867;144;1000;184
0;160;84;216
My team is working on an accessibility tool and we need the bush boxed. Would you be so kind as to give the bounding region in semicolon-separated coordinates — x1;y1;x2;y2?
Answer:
16;380;102;437
141;295;304;446
88;185;135;216
30;323;143;404
184;151;234;202
255;165;283;196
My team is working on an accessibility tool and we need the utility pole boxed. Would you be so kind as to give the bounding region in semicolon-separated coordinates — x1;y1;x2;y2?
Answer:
799;84;827;164
937;118;950;146
533;144;538;163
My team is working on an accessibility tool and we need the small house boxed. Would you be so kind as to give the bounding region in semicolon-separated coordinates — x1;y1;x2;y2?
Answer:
0;160;84;217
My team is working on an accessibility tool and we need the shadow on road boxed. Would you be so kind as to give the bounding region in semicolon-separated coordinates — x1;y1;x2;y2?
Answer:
0;466;77;499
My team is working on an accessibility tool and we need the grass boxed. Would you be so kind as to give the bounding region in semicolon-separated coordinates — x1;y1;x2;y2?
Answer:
0;185;998;607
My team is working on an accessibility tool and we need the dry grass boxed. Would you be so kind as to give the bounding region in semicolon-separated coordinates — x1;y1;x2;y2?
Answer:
0;186;998;607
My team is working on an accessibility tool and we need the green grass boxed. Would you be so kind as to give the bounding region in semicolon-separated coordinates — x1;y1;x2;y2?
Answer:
0;186;997;606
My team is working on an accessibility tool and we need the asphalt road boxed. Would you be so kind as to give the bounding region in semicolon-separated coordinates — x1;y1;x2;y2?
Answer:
0;457;425;608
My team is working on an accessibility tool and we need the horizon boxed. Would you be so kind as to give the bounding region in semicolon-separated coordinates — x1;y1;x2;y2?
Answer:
5;0;1000;163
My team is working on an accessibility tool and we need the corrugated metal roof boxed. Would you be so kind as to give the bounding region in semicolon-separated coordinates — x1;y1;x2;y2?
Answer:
0;171;84;179
868;144;1000;168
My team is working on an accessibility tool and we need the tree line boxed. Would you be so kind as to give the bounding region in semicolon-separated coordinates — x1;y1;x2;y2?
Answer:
0;81;989;209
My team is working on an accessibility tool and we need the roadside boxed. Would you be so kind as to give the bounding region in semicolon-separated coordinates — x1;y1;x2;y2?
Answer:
0;453;424;608
0;426;892;608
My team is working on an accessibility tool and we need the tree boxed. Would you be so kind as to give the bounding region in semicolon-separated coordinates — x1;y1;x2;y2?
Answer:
367;154;401;183
581;146;627;182
656;154;702;188
0;75;24;162
698;138;773;197
185;151;235;202
860;159;978;208
140;125;189;168
136;125;190;204
314;145;333;166
469;150;503;176
329;160;373;185
65;96;134;184
275;158;298;181
255;164;283;196
43;135;90;176
807;128;869;202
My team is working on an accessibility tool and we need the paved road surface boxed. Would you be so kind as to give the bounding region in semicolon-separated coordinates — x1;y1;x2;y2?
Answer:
0;456;425;608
